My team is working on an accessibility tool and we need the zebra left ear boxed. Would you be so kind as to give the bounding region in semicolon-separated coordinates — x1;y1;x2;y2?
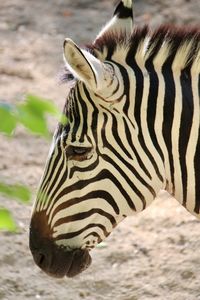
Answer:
63;38;114;92
95;0;133;40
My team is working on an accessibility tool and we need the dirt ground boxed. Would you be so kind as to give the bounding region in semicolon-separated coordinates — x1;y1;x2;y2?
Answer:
0;0;200;299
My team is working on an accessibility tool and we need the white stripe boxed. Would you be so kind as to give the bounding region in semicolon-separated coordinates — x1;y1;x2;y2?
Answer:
170;68;183;202
185;75;199;213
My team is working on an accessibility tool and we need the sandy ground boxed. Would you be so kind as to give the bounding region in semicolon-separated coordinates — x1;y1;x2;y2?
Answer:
0;0;200;299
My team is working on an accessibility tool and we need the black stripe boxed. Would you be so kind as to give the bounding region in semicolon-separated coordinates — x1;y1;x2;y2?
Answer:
109;110;132;159
115;63;130;115
69;157;99;179
52;188;120;219
47;160;69;208
39;140;62;195
102;153;156;210
162;55;176;195
71;88;81;143
114;1;133;19
105;42;116;61
39;148;56;194
105;62;151;179
68;89;76;123
194;135;200;214
101;164;138;210
76;84;89;143
84;232;102;244
194;75;200;213
145;58;165;163
179;70;193;207
45;152;65;200
126;54;163;182
83;85;99;144
55;223;109;241
53;208;117;228
102;113;156;203
122;116;152;179
102;61;133;116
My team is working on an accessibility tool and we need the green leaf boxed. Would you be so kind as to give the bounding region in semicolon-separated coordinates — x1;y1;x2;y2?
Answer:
0;182;31;203
0;208;17;232
16;95;67;137
16;104;50;137
0;103;17;135
59;113;68;126
26;95;58;115
25;95;68;125
0;96;67;138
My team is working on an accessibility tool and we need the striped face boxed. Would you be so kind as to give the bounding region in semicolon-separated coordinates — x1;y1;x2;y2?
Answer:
32;70;133;250
29;60;141;277
30;47;162;276
29;0;136;278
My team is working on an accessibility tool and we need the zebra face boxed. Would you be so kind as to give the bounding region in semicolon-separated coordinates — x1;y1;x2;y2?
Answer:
29;72;128;277
29;0;143;278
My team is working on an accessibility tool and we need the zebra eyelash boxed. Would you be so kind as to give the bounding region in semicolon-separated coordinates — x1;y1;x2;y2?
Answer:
65;145;93;159
59;66;76;85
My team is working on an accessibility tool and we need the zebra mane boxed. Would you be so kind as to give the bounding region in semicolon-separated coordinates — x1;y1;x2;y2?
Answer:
61;25;200;85
88;25;200;73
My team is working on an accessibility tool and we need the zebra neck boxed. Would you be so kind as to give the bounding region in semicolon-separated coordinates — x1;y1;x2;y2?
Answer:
128;58;199;208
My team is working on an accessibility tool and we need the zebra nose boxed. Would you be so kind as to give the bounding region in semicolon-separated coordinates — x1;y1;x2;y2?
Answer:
31;247;52;271
30;238;75;278
29;211;92;277
29;211;73;278
29;226;84;278
30;237;92;278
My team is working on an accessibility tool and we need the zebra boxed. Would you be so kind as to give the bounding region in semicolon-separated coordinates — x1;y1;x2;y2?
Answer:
29;0;200;278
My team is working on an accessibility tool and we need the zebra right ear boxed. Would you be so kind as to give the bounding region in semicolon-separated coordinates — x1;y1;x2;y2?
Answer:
95;0;133;41
63;38;116;92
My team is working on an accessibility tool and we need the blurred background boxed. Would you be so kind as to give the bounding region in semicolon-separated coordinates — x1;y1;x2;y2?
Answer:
0;1;200;299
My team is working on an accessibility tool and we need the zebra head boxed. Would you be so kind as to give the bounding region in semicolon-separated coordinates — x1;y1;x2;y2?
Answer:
30;0;164;278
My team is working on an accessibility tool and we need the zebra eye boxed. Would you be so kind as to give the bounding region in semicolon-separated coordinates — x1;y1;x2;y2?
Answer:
72;147;89;155
66;146;92;160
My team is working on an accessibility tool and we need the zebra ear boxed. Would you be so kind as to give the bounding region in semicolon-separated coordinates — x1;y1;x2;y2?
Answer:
95;0;133;40
63;38;114;91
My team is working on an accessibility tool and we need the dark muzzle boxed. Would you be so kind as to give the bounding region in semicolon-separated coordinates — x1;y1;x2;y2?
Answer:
29;211;92;278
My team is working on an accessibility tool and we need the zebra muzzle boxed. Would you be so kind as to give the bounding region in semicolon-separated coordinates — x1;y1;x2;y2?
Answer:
30;236;92;278
29;211;92;278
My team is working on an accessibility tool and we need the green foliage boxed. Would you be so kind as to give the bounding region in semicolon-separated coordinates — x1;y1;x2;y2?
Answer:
0;182;31;203
0;103;17;135
0;95;67;232
0;94;67;137
0;209;17;232
0;183;31;232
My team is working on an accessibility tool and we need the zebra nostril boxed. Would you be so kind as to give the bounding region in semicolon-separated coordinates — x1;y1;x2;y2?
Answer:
38;252;46;268
32;249;51;270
